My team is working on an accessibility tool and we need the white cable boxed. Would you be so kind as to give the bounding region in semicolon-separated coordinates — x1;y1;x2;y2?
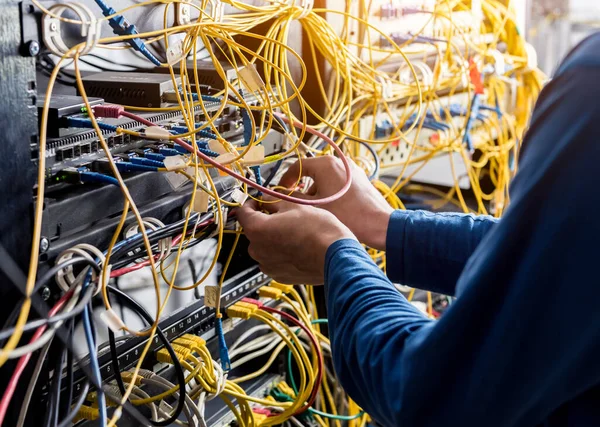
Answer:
7;288;82;359
230;336;284;369
55;243;104;295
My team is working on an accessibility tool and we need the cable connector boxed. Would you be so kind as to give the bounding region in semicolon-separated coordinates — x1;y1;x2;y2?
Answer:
114;161;159;173
182;334;206;348
73;405;100;423
157;344;191;364
173;337;202;350
93;104;124;119
258;286;283;300
129;157;165;168
94;0;161;66
241;297;263;308
215;317;231;371
226;304;252;320
270;281;294;294
123;369;155;383
66;117;118;132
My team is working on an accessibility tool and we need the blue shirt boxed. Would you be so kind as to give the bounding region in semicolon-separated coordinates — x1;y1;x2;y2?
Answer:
324;33;600;427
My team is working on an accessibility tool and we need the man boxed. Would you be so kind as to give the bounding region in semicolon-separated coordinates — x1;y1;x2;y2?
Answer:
236;33;600;426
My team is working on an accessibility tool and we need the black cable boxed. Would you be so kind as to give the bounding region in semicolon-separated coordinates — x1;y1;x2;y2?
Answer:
106;286;187;426
108;328;125;396
34;257;101;295
43;344;66;427
0;305;22;347
0;246;150;426
264;159;283;187
0;278;96;341
56;381;89;427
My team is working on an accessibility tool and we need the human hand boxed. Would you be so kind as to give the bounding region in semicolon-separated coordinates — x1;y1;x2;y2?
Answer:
236;197;356;285
278;156;394;251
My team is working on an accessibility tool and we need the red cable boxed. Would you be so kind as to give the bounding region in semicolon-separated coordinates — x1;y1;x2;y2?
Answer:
119;111;353;206
261;306;323;415
110;216;215;278
0;289;74;425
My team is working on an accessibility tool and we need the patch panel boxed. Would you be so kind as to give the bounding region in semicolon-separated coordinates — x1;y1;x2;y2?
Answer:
68;267;272;394
44;93;262;177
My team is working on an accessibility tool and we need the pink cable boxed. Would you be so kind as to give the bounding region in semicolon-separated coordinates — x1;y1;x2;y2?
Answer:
0;290;74;425
119;111;353;206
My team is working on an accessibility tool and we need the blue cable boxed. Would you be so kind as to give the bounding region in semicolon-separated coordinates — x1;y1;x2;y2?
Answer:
159;148;181;157
216;317;231;371
81;271;107;426
171;125;217;140
201;95;223;104
114;161;159;173
129;157;165;168
93;0;161;66
67;117;117;132
79;171;120;186
145;152;165;162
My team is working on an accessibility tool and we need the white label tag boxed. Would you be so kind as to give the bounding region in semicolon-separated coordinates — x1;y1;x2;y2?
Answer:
241;145;265;166
238;64;265;92
144;126;171;140
208;140;229;155
231;188;248;205
185;167;208;186
192;190;210;213
204;286;219;307
164;171;189;189
163;155;187;171
215;153;237;165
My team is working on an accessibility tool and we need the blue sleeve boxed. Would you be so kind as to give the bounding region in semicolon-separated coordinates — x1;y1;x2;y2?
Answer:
325;34;600;427
385;210;498;296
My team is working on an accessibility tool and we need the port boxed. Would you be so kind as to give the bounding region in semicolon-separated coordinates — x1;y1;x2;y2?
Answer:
73;145;81;158
91;140;98;152
107;136;116;148
80;143;91;155
220;122;232;133
61;147;74;160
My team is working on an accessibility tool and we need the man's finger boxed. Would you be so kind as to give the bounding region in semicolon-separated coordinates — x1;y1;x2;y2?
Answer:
278;157;322;189
259;194;298;214
236;200;269;233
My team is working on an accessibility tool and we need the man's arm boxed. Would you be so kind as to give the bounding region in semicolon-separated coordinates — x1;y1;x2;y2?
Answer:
325;36;600;426
386;210;498;296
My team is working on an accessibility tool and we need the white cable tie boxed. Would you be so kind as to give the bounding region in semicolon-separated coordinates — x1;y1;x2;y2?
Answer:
42;3;100;62
166;38;186;66
100;308;126;333
231;188;248;205
298;0;314;19
377;76;393;100
211;0;224;23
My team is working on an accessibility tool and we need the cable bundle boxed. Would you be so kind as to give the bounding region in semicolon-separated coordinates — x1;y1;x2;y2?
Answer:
0;0;543;425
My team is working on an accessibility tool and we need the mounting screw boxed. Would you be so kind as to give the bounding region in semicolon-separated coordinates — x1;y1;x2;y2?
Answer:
40;237;50;253
27;40;40;57
41;287;51;301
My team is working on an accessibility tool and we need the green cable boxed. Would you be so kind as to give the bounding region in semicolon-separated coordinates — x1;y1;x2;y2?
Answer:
285;319;365;421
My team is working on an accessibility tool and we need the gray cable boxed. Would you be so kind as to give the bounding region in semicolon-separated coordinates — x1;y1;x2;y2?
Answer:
16;338;54;427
